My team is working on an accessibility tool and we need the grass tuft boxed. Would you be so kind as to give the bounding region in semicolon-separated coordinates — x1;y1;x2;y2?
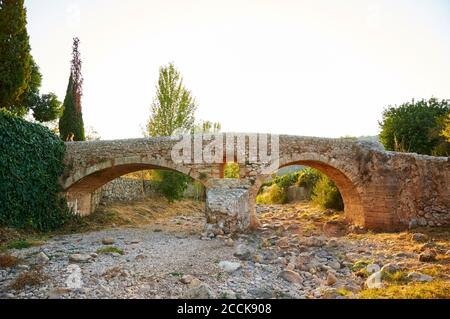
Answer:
96;246;124;255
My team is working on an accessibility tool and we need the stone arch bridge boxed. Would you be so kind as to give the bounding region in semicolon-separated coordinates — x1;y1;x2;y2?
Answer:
61;134;449;232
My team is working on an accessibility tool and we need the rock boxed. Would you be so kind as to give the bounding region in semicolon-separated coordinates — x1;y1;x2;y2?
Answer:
69;254;92;263
408;219;418;229
327;239;339;248
366;263;380;274
218;261;241;273
135;254;147;261
36;252;49;264
286;263;296;271
183;283;216;299
220;289;237;299
322;288;339;299
407;272;433;282
180;274;194;284
365;270;383;289
302;236;326;247
224;238;234;247
48;287;72;299
323;220;347;237
326;272;337;286
328;260;341;270
101;237;116;245
446;250;450;256
380;263;400;274
234;244;252;260
278;270;302;284
248;286;274;299
276;237;289;247
411;233;428;243
419;250;437;262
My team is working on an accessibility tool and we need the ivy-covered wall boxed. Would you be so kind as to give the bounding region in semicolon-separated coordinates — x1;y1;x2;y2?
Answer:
0;109;70;231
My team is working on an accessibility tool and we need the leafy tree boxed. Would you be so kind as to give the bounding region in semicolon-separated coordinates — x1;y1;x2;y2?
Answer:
59;38;85;141
311;175;344;210
147;63;197;201
379;98;449;156
0;0;61;121
147;63;197;136
442;113;450;142
191;120;221;134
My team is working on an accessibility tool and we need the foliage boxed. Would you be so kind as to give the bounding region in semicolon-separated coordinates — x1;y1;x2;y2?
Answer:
296;167;322;189
146;62;197;137
0;254;21;268
191;120;221;134
96;246;124;255
379;98;449;156
59;38;85;141
256;184;286;204
154;170;191;203
0;1;61;121
359;280;450;299
9;267;47;290
311;175;344;210
59;75;85;141
0;109;72;231
441;113;450;142
223;162;239;178
146;62;197;201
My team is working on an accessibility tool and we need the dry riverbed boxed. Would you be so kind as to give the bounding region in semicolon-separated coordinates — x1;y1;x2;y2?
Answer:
0;199;449;299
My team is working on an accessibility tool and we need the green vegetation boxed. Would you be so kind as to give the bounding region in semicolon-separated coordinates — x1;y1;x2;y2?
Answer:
379;97;449;156
311;174;344;210
145;62;198;201
359;280;450;299
6;239;33;250
0;0;61;121
96;246;124;255
59;38;85;141
223;162;240;178
256;167;343;209
0;109;72;231
256;184;286;204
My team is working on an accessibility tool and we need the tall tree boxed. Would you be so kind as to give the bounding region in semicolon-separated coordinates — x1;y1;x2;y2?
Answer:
379;98;449;156
0;0;62;120
146;63;196;136
59;38;85;141
146;63;197;202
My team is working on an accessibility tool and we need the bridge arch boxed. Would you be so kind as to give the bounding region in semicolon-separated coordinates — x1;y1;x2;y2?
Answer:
62;156;207;216
253;152;366;227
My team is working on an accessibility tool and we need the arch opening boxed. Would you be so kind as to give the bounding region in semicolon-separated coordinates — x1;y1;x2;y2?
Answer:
253;160;365;228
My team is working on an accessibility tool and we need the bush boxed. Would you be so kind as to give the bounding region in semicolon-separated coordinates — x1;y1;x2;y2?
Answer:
256;184;286;204
223;162;239;178
311;175;344;210
296;167;322;189
379;98;449;156
154;170;191;202
0;109;71;231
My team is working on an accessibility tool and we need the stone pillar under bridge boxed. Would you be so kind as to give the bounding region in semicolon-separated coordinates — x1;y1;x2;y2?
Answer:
203;178;260;235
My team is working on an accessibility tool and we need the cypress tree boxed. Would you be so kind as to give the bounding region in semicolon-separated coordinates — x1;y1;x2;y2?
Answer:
59;38;85;141
0;0;32;113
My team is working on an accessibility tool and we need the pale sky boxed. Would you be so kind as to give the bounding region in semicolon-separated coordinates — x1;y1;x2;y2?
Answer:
25;0;450;140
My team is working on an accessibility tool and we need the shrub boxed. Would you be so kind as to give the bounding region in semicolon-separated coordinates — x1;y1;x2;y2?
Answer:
0;254;21;268
154;170;191;202
379;98;449;156
223;162;239;178
9;268;47;291
0;109;72;231
296;167;322;190
256;184;286;204
96;246;124;255
311;175;344;210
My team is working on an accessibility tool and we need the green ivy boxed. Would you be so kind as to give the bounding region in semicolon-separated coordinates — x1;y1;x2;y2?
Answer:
0;109;72;231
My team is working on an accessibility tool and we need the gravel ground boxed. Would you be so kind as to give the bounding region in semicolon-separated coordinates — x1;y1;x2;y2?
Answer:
1;202;448;299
